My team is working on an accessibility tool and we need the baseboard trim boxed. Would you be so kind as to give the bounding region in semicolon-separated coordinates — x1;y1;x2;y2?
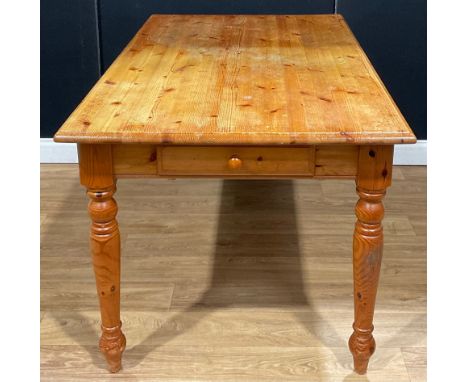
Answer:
40;138;427;165
393;140;427;165
40;138;78;163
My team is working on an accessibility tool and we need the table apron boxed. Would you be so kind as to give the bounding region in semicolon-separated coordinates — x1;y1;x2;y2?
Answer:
105;144;379;179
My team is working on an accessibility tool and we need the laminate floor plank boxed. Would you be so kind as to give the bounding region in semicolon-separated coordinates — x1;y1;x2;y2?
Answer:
41;345;410;382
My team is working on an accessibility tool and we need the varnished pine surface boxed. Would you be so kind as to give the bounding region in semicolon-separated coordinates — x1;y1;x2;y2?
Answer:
54;15;415;145
41;165;426;381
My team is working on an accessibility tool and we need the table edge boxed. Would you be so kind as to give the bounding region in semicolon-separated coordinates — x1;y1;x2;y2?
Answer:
54;131;417;145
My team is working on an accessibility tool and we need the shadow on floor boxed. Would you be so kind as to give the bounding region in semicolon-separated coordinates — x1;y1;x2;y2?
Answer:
122;179;346;370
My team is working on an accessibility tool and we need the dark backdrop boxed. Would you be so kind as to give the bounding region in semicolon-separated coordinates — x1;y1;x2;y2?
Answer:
41;0;427;139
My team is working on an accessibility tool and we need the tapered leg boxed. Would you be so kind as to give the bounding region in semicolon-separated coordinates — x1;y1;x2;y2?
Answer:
79;144;126;372
87;186;126;372
349;187;385;373
348;145;393;374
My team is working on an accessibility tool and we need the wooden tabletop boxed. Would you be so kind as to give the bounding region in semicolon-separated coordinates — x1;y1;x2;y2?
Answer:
54;14;416;146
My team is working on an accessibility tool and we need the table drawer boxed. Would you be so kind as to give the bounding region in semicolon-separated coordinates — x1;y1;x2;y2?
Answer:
158;146;315;177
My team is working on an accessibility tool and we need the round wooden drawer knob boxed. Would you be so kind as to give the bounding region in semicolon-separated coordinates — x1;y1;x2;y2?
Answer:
228;155;242;169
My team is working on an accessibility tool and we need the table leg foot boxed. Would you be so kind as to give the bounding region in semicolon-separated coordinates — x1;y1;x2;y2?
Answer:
99;322;126;373
349;325;375;374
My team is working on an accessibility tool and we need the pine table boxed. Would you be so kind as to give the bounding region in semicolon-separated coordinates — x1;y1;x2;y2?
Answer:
54;14;416;375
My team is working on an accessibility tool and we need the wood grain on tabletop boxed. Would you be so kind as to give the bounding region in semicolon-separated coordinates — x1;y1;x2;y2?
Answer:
41;164;426;381
53;14;416;145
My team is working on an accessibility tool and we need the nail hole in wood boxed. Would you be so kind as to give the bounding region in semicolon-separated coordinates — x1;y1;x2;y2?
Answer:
257;156;263;162
368;150;376;158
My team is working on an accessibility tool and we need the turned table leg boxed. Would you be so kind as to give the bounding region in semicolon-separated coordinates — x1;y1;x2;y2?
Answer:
348;145;393;374
79;144;126;372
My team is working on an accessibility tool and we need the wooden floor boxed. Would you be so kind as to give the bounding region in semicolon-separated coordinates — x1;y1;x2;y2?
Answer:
41;165;426;382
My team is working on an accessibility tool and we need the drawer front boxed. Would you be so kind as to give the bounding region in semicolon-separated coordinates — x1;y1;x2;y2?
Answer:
159;146;315;177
